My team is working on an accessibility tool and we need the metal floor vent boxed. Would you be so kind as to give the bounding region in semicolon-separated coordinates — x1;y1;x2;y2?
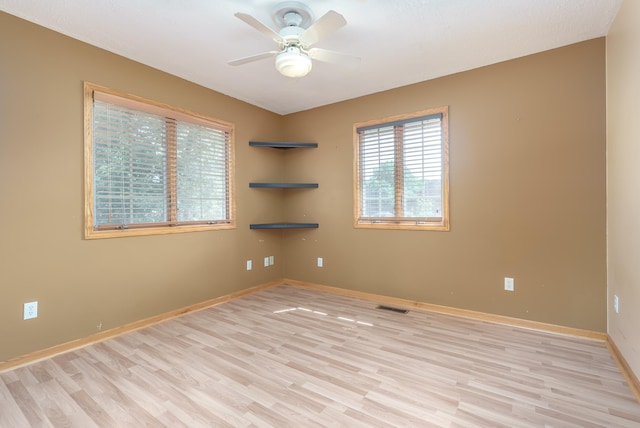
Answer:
376;305;409;314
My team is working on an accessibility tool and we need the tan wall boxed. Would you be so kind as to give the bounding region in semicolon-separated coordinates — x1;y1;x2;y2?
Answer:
281;39;607;332
0;10;610;363
0;12;286;362
607;1;640;377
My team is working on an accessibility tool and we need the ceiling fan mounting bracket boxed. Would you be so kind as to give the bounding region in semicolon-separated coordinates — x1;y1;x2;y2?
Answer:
272;1;313;29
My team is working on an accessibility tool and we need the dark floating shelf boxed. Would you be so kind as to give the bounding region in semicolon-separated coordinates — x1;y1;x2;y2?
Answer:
249;141;318;149
249;141;318;230
249;223;319;230
249;182;318;189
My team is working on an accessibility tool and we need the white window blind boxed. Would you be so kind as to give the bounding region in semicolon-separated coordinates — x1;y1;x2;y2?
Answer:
93;100;169;227
175;121;230;223
87;86;234;235
359;125;396;218
355;107;449;230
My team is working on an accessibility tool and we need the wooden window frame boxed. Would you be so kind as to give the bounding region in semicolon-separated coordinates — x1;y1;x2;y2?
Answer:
353;106;450;231
83;82;236;239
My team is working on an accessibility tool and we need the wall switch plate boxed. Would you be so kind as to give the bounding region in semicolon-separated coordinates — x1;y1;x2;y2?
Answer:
246;260;252;271
614;294;619;313
269;256;274;266
24;301;38;320
264;257;269;267
317;257;323;268
504;277;514;291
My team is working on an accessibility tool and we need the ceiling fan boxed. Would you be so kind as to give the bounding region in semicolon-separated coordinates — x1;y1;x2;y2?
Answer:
229;2;360;78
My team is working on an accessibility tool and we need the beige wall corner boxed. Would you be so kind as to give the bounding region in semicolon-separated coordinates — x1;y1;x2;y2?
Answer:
606;336;640;403
606;0;640;380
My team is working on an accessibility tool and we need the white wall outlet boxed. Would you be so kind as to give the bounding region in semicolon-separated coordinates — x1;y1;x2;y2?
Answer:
24;301;38;320
264;256;269;267
504;277;514;292
246;260;252;271
614;294;619;314
317;257;323;268
269;256;274;266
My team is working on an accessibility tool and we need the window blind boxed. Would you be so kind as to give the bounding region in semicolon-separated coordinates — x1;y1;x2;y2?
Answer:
175;120;231;223
91;91;233;231
359;125;396;217
402;117;443;219
356;110;447;227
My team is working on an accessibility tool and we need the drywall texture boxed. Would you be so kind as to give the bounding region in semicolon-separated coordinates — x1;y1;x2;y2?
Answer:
282;39;607;332
0;12;286;363
607;1;640;378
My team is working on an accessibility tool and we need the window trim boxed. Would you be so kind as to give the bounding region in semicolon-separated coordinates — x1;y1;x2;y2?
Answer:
353;106;450;231
83;82;236;239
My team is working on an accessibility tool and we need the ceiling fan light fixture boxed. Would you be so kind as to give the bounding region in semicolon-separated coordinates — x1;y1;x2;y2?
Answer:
275;47;312;78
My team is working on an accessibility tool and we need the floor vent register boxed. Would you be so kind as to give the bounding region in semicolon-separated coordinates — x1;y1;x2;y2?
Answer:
376;305;409;314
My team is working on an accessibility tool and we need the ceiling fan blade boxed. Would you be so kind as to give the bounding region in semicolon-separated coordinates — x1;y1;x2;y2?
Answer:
308;48;361;67
228;51;280;66
234;12;283;44
299;10;347;47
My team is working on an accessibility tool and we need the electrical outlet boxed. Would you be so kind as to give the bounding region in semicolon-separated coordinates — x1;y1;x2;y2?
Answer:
23;301;38;320
317;257;323;268
264;257;269;267
614;294;619;314
269;256;274;266
246;260;252;271
504;277;514;292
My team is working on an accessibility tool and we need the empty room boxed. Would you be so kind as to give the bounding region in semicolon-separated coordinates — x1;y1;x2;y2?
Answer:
1;0;639;426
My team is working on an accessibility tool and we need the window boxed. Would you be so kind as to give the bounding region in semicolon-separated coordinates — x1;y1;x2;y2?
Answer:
84;83;235;238
354;107;449;230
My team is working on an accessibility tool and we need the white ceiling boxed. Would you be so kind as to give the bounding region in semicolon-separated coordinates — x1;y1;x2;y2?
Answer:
0;0;622;115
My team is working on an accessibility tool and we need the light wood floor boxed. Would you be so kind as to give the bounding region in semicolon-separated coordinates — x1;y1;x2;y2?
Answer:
2;284;639;427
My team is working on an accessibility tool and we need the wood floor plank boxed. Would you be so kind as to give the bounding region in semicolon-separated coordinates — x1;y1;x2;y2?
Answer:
4;378;52;428
1;284;639;427
0;379;35;427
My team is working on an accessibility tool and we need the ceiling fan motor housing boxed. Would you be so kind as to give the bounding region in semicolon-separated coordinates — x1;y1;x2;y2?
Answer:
279;25;306;49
